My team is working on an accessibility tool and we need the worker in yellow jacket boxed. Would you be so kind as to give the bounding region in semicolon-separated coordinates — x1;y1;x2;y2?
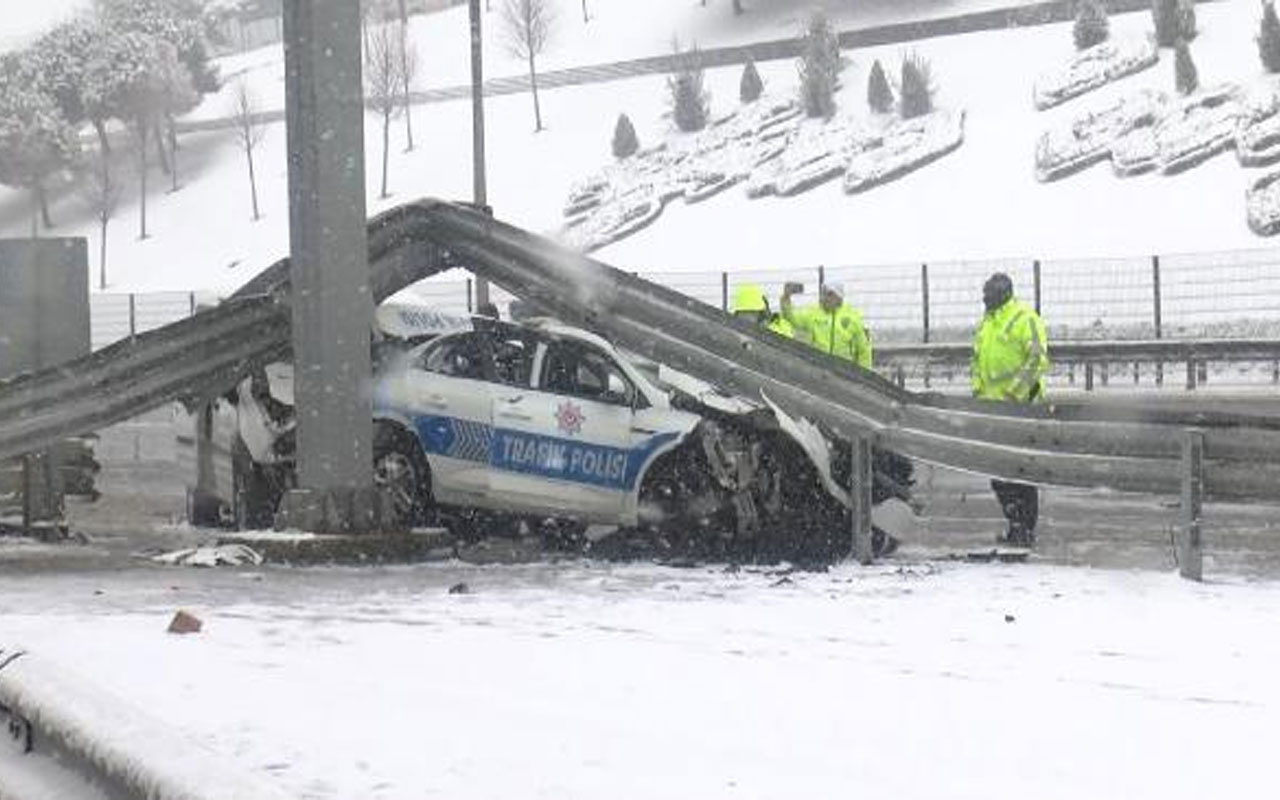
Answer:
731;284;795;338
971;272;1050;546
780;281;872;369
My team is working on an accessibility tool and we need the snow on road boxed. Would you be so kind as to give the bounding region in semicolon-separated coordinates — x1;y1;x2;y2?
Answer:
2;559;1277;799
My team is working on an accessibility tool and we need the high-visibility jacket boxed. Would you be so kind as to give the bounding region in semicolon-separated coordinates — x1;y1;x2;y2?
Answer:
784;301;872;368
732;284;795;339
766;314;795;339
971;298;1049;403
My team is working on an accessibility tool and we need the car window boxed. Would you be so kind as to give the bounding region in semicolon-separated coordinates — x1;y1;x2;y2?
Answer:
493;334;535;387
542;341;636;407
419;332;490;381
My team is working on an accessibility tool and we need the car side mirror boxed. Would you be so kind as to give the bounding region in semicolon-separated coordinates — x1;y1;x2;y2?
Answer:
607;373;629;403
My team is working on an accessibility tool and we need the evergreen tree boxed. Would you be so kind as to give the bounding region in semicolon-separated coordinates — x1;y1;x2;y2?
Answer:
867;59;894;113
740;59;763;103
1073;0;1110;50
1260;0;1280;73
797;12;842;118
668;43;709;132
900;51;935;119
612;113;639;158
1174;39;1198;95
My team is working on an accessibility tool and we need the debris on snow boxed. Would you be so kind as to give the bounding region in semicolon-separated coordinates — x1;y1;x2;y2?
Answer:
167;610;203;634
1032;34;1159;110
152;543;264;568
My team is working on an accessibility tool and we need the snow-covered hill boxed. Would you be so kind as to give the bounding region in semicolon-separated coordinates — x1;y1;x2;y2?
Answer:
0;0;1274;306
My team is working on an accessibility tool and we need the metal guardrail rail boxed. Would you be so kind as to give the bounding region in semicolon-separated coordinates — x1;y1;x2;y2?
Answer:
3;199;1280;501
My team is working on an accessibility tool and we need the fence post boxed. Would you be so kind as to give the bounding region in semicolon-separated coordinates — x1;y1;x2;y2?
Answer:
818;264;825;293
128;293;137;340
1152;255;1163;387
466;278;473;313
1085;362;1094;391
849;435;874;566
920;262;930;344
1032;259;1042;315
189;291;196;316
1179;429;1204;581
721;271;729;312
1186;357;1197;390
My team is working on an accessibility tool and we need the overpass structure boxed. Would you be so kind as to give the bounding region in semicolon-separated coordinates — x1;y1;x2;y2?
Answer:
1;200;1279;575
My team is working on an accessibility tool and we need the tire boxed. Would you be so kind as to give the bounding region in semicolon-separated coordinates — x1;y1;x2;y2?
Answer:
372;423;432;526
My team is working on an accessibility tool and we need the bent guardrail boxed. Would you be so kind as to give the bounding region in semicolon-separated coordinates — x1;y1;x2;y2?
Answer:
0;199;1274;578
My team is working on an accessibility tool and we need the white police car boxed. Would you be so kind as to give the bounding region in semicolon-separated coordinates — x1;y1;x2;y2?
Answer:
181;300;870;554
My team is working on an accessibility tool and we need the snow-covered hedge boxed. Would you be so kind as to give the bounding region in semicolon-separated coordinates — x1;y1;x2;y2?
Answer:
1246;170;1280;235
1032;34;1158;110
1152;85;1242;174
564;96;966;251
1034;89;1165;180
1236;78;1280;167
844;110;965;193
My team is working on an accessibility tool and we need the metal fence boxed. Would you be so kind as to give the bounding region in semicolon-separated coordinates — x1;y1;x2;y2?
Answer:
89;245;1280;354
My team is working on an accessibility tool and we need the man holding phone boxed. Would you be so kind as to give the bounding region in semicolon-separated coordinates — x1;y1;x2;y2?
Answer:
780;280;873;369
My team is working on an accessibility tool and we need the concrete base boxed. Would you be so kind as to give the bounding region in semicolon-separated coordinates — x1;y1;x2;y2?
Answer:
275;487;405;535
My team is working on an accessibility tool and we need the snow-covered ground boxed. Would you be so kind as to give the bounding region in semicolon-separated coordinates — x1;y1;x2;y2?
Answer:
1;559;1278;799
1;0;1277;310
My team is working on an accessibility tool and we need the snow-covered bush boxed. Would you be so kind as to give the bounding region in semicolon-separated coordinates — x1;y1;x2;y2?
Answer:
900;51;935;119
1247;169;1280;235
612;113;639;158
1174;40;1198;95
668;45;709;132
868;59;894;113
1260;0;1280;73
1034;34;1158;109
740;59;763;103
1074;0;1110;50
797;12;841;118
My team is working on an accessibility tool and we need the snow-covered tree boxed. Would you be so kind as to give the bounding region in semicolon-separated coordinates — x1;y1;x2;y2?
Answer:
77;151;122;289
27;20;100;145
232;79;264;220
740;59;763;103
1074;0;1110;50
365;22;405;199
612;113;639;158
668;41;709;132
0;60;79;236
867;58;894;113
95;0;220;92
1261;0;1280;73
1174;39;1198;94
500;0;555;132
900;51;935;119
797;12;842;119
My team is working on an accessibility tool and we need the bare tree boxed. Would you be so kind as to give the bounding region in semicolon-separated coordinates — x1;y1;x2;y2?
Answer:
500;0;554;132
232;79;265;221
78;152;122;289
396;0;418;153
581;0;589;23
364;21;404;199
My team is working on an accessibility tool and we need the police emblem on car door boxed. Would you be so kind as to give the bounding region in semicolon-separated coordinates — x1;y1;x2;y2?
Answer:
490;338;646;520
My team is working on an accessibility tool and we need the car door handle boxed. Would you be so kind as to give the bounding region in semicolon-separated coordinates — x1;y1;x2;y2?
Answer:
631;426;659;435
498;395;524;404
497;411;533;421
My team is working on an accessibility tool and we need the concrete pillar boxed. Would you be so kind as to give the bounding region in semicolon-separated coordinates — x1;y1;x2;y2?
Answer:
278;0;380;533
1179;429;1204;581
849;435;874;565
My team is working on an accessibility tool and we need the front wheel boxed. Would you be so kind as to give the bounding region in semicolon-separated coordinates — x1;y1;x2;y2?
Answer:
372;424;432;526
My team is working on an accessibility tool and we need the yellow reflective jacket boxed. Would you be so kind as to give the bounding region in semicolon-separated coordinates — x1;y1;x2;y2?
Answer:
971;298;1049;403
766;314;795;339
784;301;872;368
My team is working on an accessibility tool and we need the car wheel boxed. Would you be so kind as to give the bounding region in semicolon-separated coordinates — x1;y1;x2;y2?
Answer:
373;424;431;526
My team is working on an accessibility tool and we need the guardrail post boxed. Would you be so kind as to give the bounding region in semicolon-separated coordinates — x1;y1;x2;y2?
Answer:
188;291;196;316
818;264;825;292
721;271;729;311
1085;362;1094;391
1152;255;1163;386
1197;361;1207;386
849;435;874;565
1186;359;1196;390
920;262;930;344
466;277;473;313
1179;429;1204;581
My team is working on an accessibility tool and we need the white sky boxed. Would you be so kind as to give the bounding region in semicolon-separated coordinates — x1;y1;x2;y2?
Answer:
0;0;90;51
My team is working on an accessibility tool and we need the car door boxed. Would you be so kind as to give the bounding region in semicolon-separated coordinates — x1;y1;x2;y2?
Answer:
377;330;497;506
489;337;643;521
